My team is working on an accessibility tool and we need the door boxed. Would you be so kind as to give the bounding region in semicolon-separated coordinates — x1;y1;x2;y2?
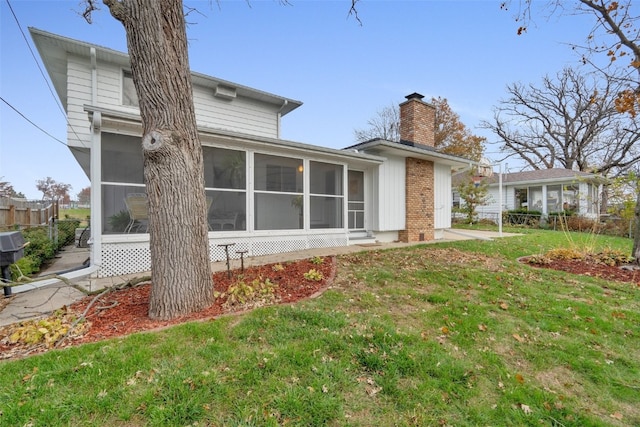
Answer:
348;170;365;230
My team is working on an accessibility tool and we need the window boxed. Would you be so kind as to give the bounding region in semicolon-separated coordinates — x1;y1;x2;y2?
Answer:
515;188;528;209
310;161;344;229
203;147;247;231
203;147;246;190
101;133;144;184
562;185;579;212
529;186;543;211
122;70;139;107
254;154;302;193
254;154;303;230
348;170;364;229
547;185;561;213
101;133;145;234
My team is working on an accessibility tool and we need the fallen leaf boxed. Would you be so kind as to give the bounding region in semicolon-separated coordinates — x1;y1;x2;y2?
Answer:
478;324;487;332
515;373;525;384
610;412;624;420
520;403;532;414
441;326;450;334
513;333;525;343
500;302;509;310
366;386;382;396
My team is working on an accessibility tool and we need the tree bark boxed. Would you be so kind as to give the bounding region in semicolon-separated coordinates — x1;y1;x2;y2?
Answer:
104;0;213;319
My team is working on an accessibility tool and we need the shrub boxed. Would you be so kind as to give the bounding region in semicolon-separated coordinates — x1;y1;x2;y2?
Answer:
565;215;598;233
303;269;324;281
505;209;541;226
222;277;277;308
545;247;585;260
590;249;633;266
8;219;81;280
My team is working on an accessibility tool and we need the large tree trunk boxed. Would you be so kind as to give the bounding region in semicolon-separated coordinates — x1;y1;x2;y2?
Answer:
105;0;213;319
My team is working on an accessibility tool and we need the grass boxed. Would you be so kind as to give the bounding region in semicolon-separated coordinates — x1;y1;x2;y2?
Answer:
60;208;90;226
0;229;638;426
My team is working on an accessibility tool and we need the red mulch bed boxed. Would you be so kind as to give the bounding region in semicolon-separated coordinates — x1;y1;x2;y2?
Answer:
72;257;336;344
525;258;640;287
0;257;335;359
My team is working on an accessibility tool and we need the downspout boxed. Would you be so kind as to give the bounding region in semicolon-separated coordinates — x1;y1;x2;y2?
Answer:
89;47;102;274
276;99;288;138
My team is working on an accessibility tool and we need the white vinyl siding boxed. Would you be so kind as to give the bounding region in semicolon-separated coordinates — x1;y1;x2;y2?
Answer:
66;55;92;148
433;163;452;229
375;155;405;231
69;58;281;140
193;88;279;138
97;65;122;107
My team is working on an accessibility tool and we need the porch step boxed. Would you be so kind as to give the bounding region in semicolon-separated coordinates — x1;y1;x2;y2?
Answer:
348;231;377;246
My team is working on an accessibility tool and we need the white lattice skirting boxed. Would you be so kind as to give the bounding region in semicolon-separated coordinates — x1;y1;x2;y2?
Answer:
98;233;348;278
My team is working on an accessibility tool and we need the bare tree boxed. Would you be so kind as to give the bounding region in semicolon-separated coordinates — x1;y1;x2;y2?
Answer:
77;187;91;206
503;0;640;262
84;0;212;320
36;177;72;201
0;178;17;198
354;104;401;143
355;97;484;160
482;67;640;176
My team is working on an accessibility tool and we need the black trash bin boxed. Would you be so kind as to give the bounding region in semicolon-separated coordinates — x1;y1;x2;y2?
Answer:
0;231;27;297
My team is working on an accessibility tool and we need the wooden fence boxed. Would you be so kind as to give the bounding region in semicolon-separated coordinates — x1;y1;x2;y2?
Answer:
0;198;59;229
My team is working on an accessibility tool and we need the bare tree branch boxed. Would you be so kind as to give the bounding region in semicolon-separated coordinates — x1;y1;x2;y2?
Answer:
482;67;640;177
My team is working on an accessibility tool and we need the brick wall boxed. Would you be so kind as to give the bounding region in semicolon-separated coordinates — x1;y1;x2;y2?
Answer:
398;93;436;243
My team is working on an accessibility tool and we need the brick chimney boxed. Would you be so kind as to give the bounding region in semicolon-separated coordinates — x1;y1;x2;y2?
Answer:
398;92;435;243
399;92;436;147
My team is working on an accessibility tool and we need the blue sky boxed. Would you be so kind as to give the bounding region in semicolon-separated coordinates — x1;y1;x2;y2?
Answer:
1;0;596;199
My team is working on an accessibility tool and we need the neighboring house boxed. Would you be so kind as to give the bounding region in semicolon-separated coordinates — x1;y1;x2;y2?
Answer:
453;168;605;220
32;28;471;278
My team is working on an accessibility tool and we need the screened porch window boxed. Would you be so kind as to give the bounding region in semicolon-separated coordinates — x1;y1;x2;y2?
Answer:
254;153;303;230
547;185;561;213
203;147;247;231
562;185;579;212
515;188;528;209
309;161;344;229
101;133;145;233
530;186;543;211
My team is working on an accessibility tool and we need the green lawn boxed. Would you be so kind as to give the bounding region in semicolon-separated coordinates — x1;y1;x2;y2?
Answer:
0;229;638;426
60;207;90;225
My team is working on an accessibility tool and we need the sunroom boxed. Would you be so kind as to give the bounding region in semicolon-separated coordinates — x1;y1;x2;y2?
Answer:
89;111;383;277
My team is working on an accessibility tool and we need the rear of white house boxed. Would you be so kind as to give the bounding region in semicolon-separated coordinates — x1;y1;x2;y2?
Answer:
32;28;471;278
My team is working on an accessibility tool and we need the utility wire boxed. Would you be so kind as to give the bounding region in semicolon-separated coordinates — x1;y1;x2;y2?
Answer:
5;0;88;149
1;96;67;146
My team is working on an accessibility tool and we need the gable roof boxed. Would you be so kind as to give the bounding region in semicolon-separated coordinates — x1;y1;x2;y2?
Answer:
29;27;303;116
453;168;605;187
344;138;473;170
